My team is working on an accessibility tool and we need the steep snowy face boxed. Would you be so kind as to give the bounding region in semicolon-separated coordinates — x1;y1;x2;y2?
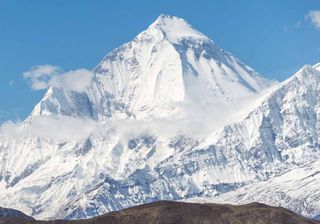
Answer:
31;14;271;120
203;65;320;174
30;87;94;118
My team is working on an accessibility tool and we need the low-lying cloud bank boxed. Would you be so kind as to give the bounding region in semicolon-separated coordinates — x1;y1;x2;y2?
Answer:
0;116;97;142
0;115;206;143
0;97;252;144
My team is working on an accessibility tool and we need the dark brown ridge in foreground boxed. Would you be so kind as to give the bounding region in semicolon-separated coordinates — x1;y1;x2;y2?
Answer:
1;201;319;224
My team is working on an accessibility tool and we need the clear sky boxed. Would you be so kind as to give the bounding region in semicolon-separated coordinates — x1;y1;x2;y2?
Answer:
0;0;319;122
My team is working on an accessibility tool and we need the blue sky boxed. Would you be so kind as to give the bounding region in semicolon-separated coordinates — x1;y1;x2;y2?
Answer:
0;0;319;122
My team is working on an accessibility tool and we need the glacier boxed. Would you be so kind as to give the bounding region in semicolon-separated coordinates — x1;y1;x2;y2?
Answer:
0;14;319;220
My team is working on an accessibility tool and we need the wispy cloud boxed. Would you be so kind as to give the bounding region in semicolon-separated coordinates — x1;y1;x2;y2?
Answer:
306;10;320;29
0;116;97;142
23;65;94;92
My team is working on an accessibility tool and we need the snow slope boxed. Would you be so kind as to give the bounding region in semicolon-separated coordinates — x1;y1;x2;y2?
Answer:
0;14;319;220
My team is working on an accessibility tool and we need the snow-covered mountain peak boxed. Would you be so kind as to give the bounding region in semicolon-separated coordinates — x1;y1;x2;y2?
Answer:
147;14;207;44
30;14;273;120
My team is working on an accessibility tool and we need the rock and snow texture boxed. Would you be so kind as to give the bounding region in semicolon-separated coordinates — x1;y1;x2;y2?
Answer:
0;14;319;220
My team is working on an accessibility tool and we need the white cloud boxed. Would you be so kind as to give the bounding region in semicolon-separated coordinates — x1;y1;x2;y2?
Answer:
23;65;94;92
23;65;61;89
0;103;232;143
307;10;320;29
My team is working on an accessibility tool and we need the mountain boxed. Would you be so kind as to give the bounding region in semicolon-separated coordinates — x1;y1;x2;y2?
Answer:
1;201;319;224
0;14;319;221
30;14;272;120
